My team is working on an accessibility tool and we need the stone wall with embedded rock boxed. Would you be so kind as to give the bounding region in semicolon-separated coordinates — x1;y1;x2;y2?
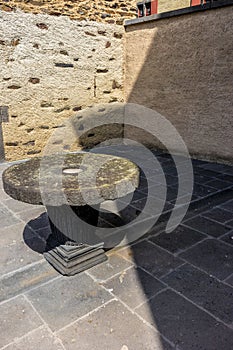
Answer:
125;6;233;163
0;0;138;25
0;10;124;160
0;0;194;25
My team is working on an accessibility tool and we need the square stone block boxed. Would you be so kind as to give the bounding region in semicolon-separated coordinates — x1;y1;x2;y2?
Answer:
57;300;173;350
26;273;112;331
0;295;42;348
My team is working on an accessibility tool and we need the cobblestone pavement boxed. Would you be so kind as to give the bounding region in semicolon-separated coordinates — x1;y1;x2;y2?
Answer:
0;147;233;350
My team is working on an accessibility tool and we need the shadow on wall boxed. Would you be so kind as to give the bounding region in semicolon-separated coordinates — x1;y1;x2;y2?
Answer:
123;5;233;349
125;6;233;163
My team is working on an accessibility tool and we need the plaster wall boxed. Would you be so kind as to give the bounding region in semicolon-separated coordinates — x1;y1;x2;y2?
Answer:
125;6;233;163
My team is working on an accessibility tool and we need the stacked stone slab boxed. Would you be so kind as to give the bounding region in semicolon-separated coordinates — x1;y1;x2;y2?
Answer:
44;242;107;276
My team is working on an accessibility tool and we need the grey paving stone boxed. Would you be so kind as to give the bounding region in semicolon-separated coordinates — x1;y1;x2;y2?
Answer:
196;168;220;178
192;159;210;167
23;228;50;254
164;174;178;186
179;239;233;280
223;168;233;176
161;166;178;177
127;240;183;278
34;226;52;240
88;252;133;282
0;222;28;246
219;199;233;212
215;173;233;183
17;207;47;225
149;185;182;202
200;162;231;173
2;198;40;213
162;200;174;212
0;260;59;302
202;207;233;224
26;212;50;231
149;225;206;254
170;193;198;206
0;188;11;200
227;220;233;228
116;245;137;263
0;214;21;228
225;274;233;286
103;266;166;309
0;163;9;172
205;179;233;190
0;206;21;228
0;295;42;348
3;326;64;350
57;300;173;350
220;230;233;246
130;197;167;217
26;273;112;331
135;289;233;350
183;215;231;238
162;263;233;325
192;183;218;198
193;173;213;185
0;224;43;275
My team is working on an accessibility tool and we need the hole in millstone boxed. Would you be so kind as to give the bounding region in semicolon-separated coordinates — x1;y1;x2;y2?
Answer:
87;133;95;137
62;167;86;174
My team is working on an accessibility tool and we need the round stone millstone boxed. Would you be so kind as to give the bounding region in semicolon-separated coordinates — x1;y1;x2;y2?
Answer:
2;152;139;206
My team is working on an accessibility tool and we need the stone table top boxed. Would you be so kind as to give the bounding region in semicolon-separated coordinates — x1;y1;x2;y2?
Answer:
2;152;139;206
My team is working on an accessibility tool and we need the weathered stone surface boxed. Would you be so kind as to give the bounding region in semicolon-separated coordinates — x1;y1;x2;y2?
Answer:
163;263;233;325
2;152;139;205
149;224;206;254
88;252;133;282
103;266;166;309
179;239;233;280
0;260;58;302
136;289;233;350
0;295;42;348
3;326;64;350
126;240;183;278
26;273;112;331
57;300;172;350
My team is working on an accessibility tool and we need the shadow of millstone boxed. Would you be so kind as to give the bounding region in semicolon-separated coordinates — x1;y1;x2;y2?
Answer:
23;210;129;254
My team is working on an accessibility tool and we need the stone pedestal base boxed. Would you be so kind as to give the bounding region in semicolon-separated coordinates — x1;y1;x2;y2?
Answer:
44;242;107;276
44;205;107;275
46;204;101;245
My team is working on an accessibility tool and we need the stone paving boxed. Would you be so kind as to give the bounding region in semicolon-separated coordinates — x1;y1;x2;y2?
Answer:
0;147;233;349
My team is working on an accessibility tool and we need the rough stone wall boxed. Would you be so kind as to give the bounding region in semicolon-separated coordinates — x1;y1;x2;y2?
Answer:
0;0;194;25
0;0;138;25
125;6;233;163
0;10;124;160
